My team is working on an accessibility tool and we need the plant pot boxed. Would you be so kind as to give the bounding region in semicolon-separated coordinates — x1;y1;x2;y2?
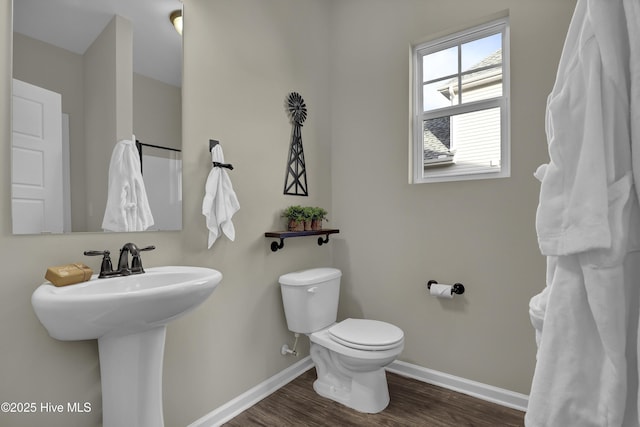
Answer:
311;219;322;231
304;220;312;231
288;219;304;232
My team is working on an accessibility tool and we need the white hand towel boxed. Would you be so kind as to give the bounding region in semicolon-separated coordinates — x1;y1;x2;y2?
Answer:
202;145;240;248
102;136;155;232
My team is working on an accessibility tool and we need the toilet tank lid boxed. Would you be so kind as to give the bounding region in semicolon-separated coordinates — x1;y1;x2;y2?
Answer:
279;268;342;286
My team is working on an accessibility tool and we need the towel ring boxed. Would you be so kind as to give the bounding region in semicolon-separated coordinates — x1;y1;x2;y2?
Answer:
213;161;234;170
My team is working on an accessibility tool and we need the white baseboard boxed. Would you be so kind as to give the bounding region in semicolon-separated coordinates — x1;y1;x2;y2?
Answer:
387;360;529;412
188;356;314;427
189;357;528;426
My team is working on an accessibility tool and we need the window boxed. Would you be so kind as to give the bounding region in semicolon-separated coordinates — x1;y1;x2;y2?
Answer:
411;18;510;183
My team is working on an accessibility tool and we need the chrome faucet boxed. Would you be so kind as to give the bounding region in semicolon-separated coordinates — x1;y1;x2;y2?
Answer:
117;243;155;275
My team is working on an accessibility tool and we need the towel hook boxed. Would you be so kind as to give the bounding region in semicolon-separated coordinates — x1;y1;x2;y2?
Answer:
209;139;234;170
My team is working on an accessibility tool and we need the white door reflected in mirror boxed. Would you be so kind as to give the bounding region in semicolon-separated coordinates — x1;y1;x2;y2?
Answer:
12;79;65;234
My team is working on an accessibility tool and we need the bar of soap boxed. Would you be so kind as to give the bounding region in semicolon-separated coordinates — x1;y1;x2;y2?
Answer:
45;263;94;287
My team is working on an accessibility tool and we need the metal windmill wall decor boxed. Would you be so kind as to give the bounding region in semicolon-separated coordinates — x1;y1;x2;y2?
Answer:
283;92;308;196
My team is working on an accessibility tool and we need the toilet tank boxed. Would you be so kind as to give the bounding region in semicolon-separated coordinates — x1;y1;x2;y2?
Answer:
279;268;342;334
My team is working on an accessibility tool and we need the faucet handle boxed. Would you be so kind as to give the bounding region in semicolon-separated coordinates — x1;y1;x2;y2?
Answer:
130;245;155;273
84;250;109;256
84;250;114;278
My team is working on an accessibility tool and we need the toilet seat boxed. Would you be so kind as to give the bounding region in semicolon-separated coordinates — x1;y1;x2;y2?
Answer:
328;318;404;351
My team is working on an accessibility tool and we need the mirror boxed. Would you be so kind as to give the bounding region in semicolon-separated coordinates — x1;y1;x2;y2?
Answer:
11;0;183;234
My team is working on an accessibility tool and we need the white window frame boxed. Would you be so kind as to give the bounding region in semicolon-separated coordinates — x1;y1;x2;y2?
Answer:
411;17;510;184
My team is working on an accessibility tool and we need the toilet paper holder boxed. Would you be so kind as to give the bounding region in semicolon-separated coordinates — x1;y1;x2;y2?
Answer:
427;280;465;295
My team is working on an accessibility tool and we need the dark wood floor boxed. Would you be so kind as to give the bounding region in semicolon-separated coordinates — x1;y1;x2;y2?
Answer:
224;369;525;426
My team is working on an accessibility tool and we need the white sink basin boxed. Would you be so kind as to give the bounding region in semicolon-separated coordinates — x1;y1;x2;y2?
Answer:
31;265;222;427
32;266;222;340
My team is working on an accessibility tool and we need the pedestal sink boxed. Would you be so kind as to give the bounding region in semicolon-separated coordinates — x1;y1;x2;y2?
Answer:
31;266;222;427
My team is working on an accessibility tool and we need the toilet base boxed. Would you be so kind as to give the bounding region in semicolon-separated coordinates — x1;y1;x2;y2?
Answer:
313;368;389;413
310;343;391;413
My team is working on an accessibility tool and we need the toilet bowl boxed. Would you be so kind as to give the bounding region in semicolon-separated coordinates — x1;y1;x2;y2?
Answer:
309;319;404;413
279;268;405;413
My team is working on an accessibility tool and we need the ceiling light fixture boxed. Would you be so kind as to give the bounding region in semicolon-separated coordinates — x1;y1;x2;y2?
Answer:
170;10;183;35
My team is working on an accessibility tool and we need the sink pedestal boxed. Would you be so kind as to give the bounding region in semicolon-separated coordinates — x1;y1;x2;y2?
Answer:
98;326;167;427
31;266;223;427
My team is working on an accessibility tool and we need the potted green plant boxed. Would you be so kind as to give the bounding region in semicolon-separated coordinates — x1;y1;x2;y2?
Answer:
302;206;315;231
282;205;306;231
310;207;328;230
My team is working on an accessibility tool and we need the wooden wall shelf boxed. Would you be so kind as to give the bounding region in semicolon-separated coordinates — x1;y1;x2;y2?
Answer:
265;229;340;252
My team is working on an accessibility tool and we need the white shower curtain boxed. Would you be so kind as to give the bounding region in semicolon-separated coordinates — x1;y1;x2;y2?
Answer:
527;0;640;426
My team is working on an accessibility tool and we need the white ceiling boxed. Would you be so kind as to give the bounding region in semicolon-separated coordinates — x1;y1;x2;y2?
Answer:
13;0;183;87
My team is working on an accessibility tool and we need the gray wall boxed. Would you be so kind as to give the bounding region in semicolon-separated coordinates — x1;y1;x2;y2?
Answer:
0;0;576;426
329;0;576;394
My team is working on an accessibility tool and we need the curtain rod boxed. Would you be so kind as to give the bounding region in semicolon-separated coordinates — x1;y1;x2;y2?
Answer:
136;140;182;153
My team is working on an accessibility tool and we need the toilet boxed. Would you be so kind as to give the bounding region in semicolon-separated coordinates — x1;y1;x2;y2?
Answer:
279;268;404;413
